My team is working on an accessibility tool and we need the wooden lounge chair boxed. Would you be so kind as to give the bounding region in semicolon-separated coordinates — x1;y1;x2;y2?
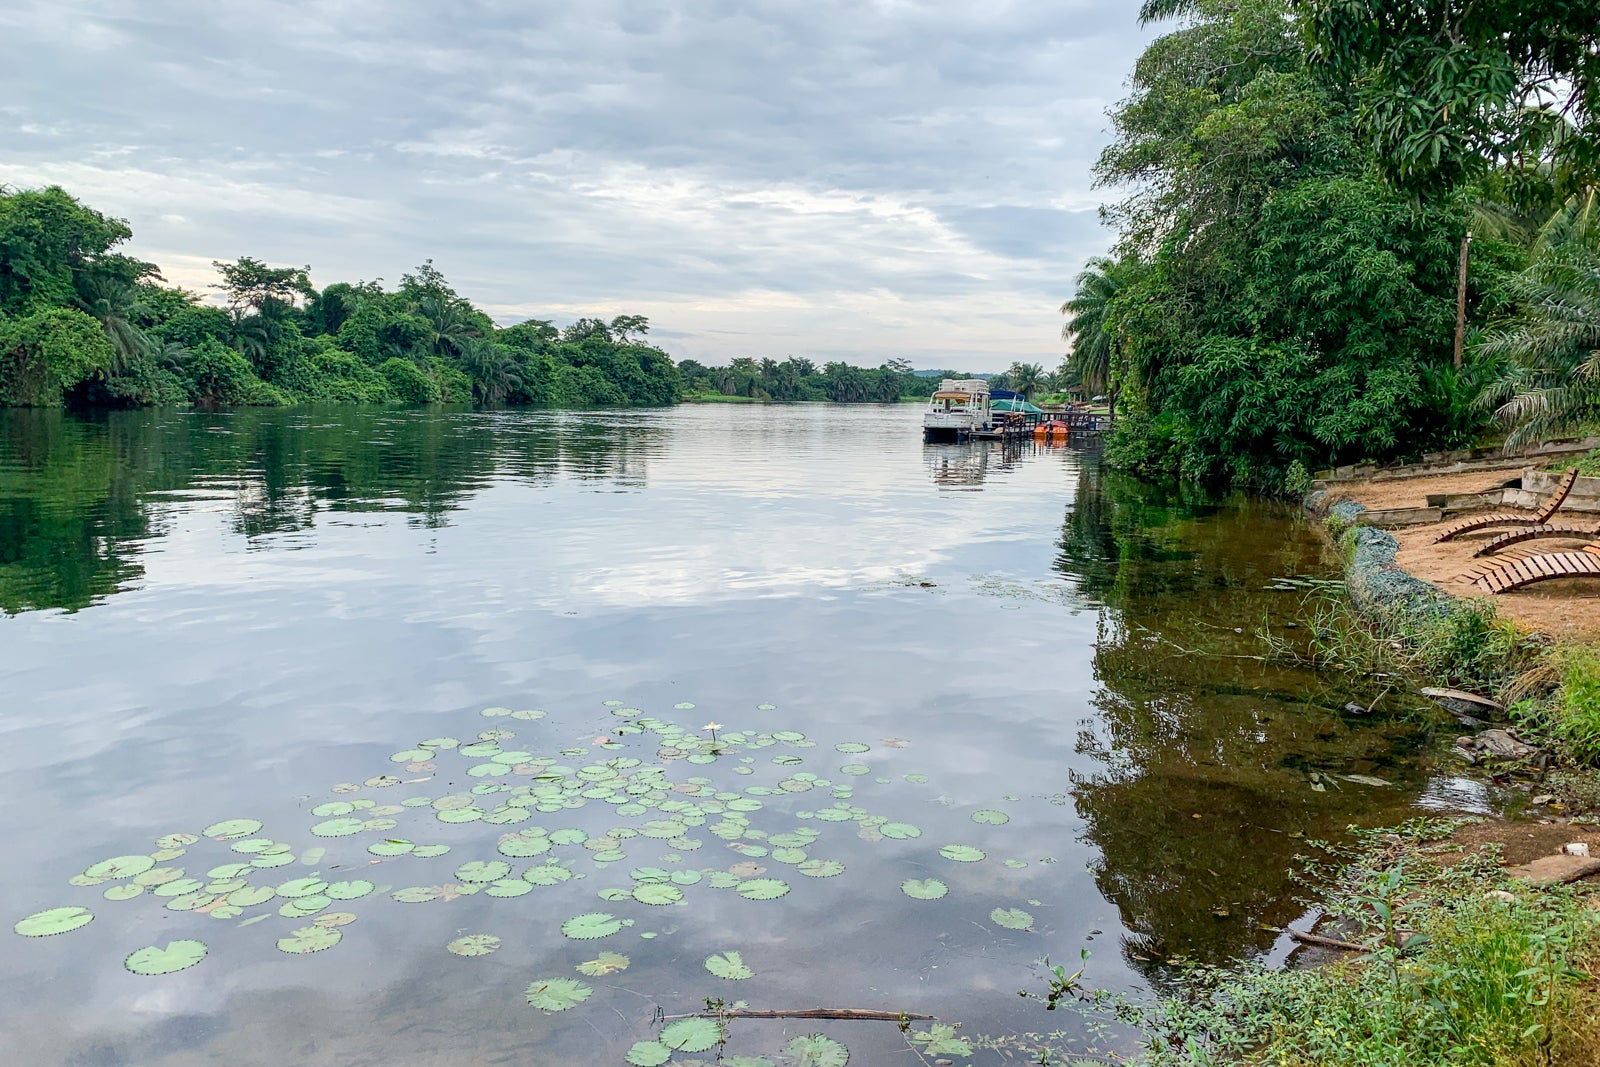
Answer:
1472;545;1600;594
1470;522;1600;558
1434;467;1581;543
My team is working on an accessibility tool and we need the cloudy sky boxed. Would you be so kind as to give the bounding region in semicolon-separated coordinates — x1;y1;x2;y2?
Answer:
1;1;1153;371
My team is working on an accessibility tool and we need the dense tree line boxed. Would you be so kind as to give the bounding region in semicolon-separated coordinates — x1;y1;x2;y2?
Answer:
676;356;937;403
0;186;681;410
1063;0;1599;489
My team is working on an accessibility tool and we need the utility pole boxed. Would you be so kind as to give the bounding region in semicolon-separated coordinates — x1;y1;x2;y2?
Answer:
1453;229;1472;369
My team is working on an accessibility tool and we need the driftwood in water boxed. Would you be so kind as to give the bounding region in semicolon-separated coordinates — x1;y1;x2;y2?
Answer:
1288;928;1367;952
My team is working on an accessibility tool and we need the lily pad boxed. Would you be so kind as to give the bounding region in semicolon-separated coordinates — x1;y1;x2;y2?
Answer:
797;859;845;878
84;855;155;880
124;940;207;976
900;878;948;901
104;884;145;901
227;886;276;907
880;822;921;840
971;809;1010;825
561;912;623;940
991;907;1035;931
325;880;374;901
632;882;683;906
446;934;501;957
309;818;365;838
203;819;263;840
661;1017;723;1053
524;864;575;886
14;906;93;937
736;877;790;901
275;877;327;899
576;950;630;976
485;879;534;897
525;977;592;1012
939;844;985;863
455;860;511;884
626;1041;672;1067
705;950;754;980
778;1033;849;1066
277;925;342;954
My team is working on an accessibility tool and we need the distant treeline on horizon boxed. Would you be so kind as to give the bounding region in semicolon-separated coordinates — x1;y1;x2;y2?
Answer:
0;184;1008;412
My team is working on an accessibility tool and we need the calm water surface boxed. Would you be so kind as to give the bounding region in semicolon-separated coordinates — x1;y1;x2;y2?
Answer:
0;404;1455;1065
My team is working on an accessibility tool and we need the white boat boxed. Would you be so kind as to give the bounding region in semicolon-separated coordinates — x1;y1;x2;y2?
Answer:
922;379;993;442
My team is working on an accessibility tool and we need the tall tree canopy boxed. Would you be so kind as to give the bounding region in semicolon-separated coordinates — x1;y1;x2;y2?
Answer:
0;186;682;411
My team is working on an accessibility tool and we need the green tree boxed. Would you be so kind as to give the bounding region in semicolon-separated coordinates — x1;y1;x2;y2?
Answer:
1298;0;1599;203
1006;362;1046;400
1061;256;1141;400
0;186;133;316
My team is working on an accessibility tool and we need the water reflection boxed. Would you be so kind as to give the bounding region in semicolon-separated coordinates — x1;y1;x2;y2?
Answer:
0;408;663;613
1056;468;1436;973
0;405;1457;1065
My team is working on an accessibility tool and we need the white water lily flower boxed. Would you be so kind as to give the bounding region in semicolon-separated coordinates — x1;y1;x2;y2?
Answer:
703;722;722;732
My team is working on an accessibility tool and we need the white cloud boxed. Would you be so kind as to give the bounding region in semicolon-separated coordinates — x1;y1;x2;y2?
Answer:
0;0;1153;370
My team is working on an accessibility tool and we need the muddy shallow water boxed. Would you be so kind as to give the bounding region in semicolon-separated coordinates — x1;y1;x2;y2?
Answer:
0;404;1458;1065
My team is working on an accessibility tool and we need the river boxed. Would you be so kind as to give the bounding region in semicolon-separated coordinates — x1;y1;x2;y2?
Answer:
0;403;1464;1065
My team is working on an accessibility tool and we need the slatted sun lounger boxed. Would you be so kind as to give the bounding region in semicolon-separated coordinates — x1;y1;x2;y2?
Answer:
1434;467;1581;543
1470;522;1600;557
1472;544;1600;594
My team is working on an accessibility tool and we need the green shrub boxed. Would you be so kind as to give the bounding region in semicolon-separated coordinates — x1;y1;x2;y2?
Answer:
0;307;117;406
182;339;290;407
379;358;440;404
1552;646;1600;766
304;347;396;404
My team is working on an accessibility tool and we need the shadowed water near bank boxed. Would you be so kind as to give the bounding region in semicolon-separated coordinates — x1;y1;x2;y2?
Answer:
1;405;1458;1065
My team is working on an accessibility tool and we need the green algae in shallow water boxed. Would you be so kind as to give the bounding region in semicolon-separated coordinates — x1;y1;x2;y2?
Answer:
124;940;207;976
576;950;630;976
778;1033;849;1066
446;934;500;957
704;950;754;979
14;906;93;937
525;977;592;1012
277;926;342;954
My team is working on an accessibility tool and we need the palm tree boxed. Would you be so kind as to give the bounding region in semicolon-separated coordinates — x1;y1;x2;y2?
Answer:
1478;248;1600;448
414;292;480;361
74;276;156;371
1478;189;1600;448
1006;362;1046;400
1060;256;1140;402
461;340;522;404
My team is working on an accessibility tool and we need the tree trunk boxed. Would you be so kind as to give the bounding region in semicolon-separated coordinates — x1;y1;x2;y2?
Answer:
1453;231;1471;369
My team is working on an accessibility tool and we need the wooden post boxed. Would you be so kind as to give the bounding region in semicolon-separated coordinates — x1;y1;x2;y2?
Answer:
1453;230;1471;369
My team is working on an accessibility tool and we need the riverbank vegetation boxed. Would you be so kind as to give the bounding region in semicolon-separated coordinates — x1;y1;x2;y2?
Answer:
0;186;681;409
1065;0;1599;491
1083;820;1600;1067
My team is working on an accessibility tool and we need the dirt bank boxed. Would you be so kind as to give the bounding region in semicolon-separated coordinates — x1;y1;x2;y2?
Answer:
1323;469;1600;640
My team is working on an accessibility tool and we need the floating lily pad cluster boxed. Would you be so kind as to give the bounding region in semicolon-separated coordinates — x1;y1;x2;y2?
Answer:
12;700;1052;1063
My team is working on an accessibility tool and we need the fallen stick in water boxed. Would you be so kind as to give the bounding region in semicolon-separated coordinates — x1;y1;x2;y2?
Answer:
1288;928;1367;952
661;1008;935;1022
